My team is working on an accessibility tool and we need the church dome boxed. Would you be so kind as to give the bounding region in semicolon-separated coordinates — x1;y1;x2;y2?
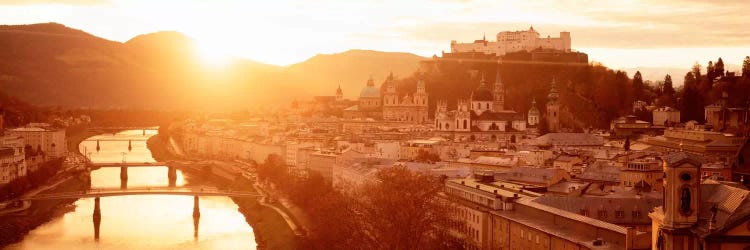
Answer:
471;75;494;101
528;106;540;116
360;76;381;98
360;85;381;98
472;86;494;101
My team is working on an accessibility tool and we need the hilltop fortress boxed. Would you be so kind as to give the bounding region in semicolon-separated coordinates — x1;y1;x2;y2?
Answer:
450;26;571;56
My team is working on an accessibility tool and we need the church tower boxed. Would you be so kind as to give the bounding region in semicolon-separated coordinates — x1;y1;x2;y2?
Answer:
546;78;560;132
414;77;427;106
528;98;540;126
384;72;398;107
335;84;343;101
493;65;505;111
654;152;702;250
413;76;429;122
456;99;471;132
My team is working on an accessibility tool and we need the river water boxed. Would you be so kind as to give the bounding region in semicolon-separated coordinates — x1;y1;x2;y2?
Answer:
7;130;257;249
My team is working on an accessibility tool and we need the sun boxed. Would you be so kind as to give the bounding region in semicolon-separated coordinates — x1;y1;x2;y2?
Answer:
194;40;232;68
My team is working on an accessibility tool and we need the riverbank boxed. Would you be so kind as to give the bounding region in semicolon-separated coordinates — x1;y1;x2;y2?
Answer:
147;134;299;250
0;176;85;247
0;126;96;247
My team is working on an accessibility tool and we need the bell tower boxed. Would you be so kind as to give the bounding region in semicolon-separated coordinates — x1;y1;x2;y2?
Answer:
493;64;505;111
656;152;702;250
546;77;560;132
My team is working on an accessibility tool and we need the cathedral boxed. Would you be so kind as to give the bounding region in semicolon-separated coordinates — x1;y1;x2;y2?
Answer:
434;70;528;143
342;73;429;123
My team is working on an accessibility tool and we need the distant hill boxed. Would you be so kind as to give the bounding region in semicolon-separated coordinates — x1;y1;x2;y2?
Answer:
0;23;424;110
621;64;742;87
285;49;425;100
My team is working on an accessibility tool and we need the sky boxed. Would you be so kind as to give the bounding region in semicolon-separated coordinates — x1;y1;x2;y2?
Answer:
0;0;749;70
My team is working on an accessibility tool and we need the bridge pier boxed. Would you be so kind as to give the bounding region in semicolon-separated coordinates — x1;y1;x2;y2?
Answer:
193;212;200;239
120;167;128;181
192;196;200;218
93;197;101;240
168;167;177;187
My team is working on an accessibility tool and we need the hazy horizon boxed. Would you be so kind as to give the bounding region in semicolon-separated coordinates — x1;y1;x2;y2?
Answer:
1;0;748;70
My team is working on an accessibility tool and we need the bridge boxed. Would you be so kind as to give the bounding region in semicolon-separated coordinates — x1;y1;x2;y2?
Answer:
24;186;261;240
83;139;149;142
24;186;261;200
89;162;170;168
87;127;158;135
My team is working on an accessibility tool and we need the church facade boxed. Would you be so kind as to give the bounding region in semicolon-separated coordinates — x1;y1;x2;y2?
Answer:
434;70;527;143
343;73;429;123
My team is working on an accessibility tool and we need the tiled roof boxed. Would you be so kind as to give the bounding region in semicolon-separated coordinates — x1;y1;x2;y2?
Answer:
662;151;703;167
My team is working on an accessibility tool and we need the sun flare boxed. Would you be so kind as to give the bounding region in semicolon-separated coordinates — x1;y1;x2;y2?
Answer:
195;40;232;68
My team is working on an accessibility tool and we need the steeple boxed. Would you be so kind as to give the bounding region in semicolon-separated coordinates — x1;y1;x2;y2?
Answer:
492;65;505;111
335;84;343;100
548;77;559;103
367;75;375;86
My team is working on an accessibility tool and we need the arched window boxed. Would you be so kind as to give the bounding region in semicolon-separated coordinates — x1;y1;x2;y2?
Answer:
463;120;468;129
446;123;450;129
680;187;692;215
486;103;490;109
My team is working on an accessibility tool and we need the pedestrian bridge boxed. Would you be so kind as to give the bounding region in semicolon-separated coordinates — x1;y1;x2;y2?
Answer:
24;186;261;200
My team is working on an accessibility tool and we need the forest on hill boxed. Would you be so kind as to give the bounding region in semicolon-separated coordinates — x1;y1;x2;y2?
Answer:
388;53;750;130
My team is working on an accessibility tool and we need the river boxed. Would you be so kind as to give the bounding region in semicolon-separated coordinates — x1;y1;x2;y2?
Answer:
7;130;257;249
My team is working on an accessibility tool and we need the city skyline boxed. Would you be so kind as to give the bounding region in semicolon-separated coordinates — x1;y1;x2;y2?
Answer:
1;0;749;69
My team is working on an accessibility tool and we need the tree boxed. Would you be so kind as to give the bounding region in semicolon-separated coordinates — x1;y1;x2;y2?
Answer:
743;56;750;77
716;57;725;77
663;74;675;96
359;166;462;250
680;72;705;122
692;62;702;79
632;71;645;101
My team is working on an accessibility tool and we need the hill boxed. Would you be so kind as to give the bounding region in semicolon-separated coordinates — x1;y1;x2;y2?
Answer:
0;23;423;110
284;49;425;100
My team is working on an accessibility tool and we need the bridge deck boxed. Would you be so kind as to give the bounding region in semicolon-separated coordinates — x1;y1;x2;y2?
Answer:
90;162;168;167
25;187;261;200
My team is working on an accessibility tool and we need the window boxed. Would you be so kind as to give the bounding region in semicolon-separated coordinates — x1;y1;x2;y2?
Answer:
597;210;607;218
615;210;625;218
632;210;642;218
680;187;692;215
580;209;589;216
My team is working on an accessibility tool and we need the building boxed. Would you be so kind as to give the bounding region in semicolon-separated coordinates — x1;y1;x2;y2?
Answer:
444;175;651;250
546;78;560;132
527;98;540;127
619;158;663;192
343;73;429;123
530;133;605;149
449;26;571;57
0;134;26;186
434;70;527;143
642;128;745;158
653;107;680;126
610;115;662;138
649;152;750;249
704;92;750;133
7;125;67;159
383;74;429;122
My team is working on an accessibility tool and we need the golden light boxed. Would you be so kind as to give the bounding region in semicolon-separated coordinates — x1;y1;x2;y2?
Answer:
194;39;233;68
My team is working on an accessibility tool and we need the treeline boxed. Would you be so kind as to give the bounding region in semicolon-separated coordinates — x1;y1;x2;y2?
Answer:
674;56;750;122
256;154;464;250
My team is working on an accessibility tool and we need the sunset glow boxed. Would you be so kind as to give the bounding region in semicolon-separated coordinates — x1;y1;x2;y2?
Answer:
0;0;748;69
